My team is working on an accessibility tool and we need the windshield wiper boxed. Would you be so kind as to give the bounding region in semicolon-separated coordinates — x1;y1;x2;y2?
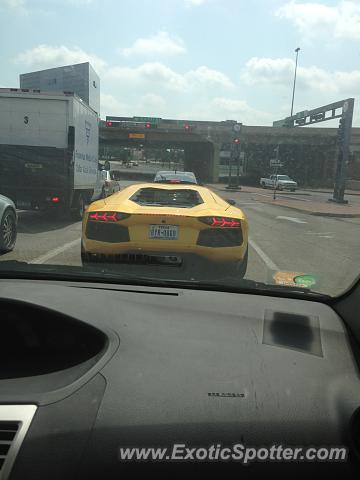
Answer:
0;260;328;300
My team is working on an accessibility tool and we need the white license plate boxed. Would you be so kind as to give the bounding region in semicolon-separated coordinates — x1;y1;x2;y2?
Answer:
149;224;179;240
17;200;31;208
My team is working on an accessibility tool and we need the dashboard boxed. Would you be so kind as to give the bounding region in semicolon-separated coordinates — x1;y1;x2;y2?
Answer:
0;278;360;478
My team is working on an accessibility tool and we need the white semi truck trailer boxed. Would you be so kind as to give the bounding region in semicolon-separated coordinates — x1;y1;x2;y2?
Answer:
0;89;104;219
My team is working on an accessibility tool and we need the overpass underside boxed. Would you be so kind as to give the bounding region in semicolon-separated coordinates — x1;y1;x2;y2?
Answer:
99;125;348;186
99;129;220;182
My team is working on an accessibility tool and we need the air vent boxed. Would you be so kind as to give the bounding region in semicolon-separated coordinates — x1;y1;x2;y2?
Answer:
0;422;19;472
0;405;37;480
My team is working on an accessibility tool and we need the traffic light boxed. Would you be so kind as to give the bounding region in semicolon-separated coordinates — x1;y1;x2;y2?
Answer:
337;117;346;144
145;122;151;129
106;121;113;127
184;123;191;132
234;138;240;145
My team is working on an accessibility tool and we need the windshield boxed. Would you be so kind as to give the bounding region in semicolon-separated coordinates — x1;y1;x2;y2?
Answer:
154;172;197;183
0;0;359;298
130;187;203;207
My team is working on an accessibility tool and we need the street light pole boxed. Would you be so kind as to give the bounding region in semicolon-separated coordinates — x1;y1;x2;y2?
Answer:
290;47;300;117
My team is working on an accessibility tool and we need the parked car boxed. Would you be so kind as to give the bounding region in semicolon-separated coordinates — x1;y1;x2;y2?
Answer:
125;161;138;168
260;174;297;191
0;194;17;252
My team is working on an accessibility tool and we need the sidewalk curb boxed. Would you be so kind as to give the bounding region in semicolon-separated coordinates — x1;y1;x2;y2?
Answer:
208;184;360;217
254;201;360;218
303;189;360;197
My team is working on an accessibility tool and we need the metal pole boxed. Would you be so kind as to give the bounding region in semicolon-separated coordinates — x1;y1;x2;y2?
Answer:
273;145;280;200
329;98;354;204
290;48;300;117
228;154;232;187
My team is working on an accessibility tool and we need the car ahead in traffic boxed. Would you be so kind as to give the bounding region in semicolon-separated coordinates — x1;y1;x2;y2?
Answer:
0;193;17;252
100;170;121;198
154;171;198;184
81;183;248;278
260;174;298;191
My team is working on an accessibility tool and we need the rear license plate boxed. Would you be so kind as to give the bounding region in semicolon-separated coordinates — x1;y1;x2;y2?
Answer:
16;200;31;208
149;225;179;240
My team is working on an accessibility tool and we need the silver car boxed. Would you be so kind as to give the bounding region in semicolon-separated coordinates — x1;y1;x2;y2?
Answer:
0;194;17;252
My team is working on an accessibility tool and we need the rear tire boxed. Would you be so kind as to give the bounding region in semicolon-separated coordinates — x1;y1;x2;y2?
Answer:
71;193;85;221
0;208;17;252
234;247;248;278
218;248;248;280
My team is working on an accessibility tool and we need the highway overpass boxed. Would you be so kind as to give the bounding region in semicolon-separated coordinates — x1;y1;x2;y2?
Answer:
99;117;360;186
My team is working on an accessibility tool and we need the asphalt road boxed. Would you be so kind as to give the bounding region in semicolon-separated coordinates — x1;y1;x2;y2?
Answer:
1;181;359;297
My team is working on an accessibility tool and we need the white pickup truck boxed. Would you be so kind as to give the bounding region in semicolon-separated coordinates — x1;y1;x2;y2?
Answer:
260;174;298;191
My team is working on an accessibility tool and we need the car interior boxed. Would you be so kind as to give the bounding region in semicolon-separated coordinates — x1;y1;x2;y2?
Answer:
0;271;360;478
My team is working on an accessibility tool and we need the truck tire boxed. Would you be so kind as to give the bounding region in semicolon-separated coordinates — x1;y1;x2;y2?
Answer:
71;193;86;221
0;208;17;252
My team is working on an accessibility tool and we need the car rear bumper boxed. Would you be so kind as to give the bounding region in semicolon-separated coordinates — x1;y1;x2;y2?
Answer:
81;249;247;280
81;239;248;263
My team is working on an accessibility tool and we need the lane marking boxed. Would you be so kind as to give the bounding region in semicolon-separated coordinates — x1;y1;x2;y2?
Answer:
253;192;311;202
305;232;334;238
276;216;307;224
30;238;81;265
249;238;280;271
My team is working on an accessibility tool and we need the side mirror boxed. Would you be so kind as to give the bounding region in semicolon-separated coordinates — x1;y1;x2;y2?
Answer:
226;199;236;206
104;160;111;171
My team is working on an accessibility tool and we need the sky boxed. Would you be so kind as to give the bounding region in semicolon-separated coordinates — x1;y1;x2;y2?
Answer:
0;0;360;126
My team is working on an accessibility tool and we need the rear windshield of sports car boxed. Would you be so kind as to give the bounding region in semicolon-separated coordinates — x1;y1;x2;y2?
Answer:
130;188;204;208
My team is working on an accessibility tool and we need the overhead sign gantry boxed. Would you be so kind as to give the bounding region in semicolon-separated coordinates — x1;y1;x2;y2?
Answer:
273;98;355;203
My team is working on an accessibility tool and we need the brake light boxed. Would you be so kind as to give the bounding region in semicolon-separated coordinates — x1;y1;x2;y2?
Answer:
170;179;181;183
198;216;241;228
89;212;130;222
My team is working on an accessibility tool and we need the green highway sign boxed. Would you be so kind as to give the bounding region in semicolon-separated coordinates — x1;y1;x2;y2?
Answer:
134;117;161;123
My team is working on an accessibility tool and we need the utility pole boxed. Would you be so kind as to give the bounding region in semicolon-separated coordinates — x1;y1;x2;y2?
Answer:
290;47;300;117
227;123;242;190
329;98;354;204
273;144;280;200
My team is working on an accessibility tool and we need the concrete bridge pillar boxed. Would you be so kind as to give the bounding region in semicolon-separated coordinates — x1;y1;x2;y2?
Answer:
184;141;220;183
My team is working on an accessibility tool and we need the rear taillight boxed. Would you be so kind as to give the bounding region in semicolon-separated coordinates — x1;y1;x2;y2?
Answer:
51;196;60;203
89;211;130;222
198;216;241;228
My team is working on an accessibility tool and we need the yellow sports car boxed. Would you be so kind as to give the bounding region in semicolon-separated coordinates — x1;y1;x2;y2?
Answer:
81;183;249;278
